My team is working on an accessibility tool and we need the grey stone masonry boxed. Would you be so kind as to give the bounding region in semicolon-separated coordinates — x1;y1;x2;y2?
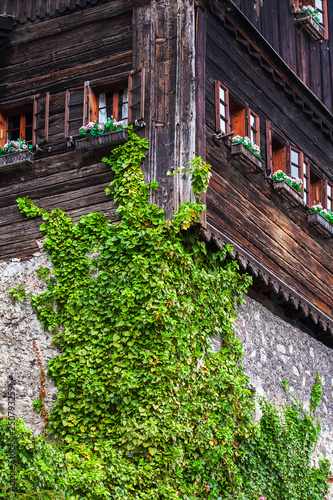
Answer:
0;253;57;435
236;296;333;498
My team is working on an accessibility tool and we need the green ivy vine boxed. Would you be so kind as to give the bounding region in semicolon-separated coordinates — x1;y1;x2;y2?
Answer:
2;127;330;499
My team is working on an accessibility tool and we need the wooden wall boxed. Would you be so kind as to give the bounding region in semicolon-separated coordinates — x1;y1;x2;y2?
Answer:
234;0;333;112
205;11;333;334
0;3;133;259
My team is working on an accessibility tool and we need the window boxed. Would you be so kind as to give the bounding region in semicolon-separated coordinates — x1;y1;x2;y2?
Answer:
215;82;229;134
89;84;128;125
0;106;33;147
290;148;303;179
271;136;287;174
303;160;310;205
215;81;259;144
247;110;260;148
292;0;328;38
65;69;145;138
229;96;246;137
310;169;323;206
325;181;332;211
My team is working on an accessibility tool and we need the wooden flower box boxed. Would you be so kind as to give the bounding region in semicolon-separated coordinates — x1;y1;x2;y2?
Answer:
308;212;333;238
75;129;128;151
272;179;305;207
230;142;264;172
0;150;34;172
294;12;325;42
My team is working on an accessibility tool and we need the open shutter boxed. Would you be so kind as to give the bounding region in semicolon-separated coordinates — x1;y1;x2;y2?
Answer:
247;108;260;148
215;81;229;134
33;92;49;145
286;143;291;175
266;120;272;175
65;87;85;138
0;111;6;148
128;68;145;124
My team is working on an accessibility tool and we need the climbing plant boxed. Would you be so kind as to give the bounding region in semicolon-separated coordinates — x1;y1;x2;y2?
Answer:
3;127;330;499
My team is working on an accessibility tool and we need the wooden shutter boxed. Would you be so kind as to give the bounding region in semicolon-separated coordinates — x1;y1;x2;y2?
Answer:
65;87;85;138
0;110;6;148
33;92;49;145
128;68;145;124
247;108;260;148
215;81;220;133
266;120;272;175
215;81;229;134
322;0;328;39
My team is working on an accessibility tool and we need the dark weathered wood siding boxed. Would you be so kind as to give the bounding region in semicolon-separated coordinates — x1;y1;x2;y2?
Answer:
205;10;333;333
233;0;333;112
0;4;133;259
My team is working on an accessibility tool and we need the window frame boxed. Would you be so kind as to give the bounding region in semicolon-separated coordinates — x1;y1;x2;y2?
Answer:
215;81;229;135
247;109;260;148
325;179;333;211
87;80;129;125
0;104;35;148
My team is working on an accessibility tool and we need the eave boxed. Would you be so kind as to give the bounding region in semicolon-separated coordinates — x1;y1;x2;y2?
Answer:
201;223;333;339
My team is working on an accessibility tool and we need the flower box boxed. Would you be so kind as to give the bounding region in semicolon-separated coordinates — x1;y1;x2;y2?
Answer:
230;142;264;172
294;11;325;41
272;179;305;206
75;129;128;151
0;150;34;172
308;212;333;238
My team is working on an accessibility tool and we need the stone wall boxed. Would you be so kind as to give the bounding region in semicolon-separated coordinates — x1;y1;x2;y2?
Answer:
0;252;57;435
0;254;332;494
236;296;333;498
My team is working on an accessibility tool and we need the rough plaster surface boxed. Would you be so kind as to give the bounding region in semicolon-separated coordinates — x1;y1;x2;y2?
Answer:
1;255;332;495
0;252;58;435
236;297;333;497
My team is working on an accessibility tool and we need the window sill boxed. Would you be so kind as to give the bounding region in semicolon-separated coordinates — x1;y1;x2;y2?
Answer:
294;12;325;41
0;150;34;172
308;212;333;238
230;142;264;172
75;129;128;151
272;179;305;207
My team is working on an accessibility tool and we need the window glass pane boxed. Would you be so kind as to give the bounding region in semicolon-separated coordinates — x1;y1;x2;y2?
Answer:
317;11;323;23
25;126;32;142
220;104;226;118
8;114;20;131
327;184;332;197
251;130;255;143
25;112;33;126
291;165;300;178
220;118;226;133
303;162;307;174
219;87;225;102
316;0;323;10
328;199;332;211
105;92;113;108
69;104;83;120
290;149;299;166
250;114;255;128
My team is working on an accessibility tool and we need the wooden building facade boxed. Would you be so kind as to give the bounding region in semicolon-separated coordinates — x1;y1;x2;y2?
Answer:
0;0;332;341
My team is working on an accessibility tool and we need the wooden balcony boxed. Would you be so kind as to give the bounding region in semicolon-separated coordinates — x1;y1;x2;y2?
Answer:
272;179;305;207
230;142;264;172
308;212;333;238
294;12;325;42
0;150;34;172
75;130;128;151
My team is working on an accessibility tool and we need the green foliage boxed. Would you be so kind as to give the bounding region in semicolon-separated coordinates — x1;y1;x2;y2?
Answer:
8;285;27;301
9;127;330;498
32;399;44;415
239;378;330;500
